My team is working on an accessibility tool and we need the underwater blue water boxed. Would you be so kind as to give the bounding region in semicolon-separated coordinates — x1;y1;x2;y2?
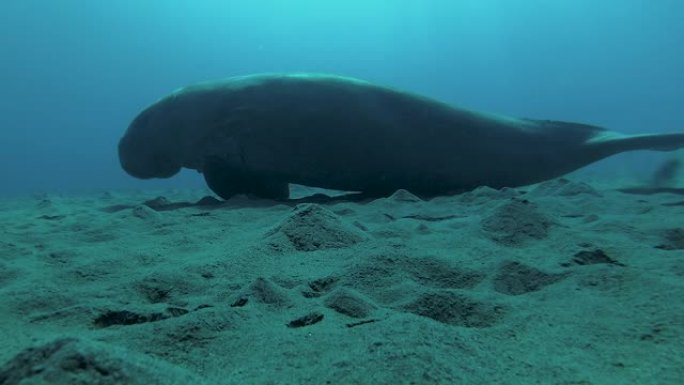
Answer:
1;0;682;196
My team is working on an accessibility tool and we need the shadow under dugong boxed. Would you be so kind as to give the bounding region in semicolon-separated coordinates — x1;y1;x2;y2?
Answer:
118;73;684;200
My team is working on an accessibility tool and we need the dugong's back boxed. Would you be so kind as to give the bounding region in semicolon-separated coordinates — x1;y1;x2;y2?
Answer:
187;74;532;195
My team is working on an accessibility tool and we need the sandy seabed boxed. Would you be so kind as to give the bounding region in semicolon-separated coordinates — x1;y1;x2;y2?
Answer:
0;178;682;385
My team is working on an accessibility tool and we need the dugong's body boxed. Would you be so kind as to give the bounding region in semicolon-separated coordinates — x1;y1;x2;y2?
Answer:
119;73;684;199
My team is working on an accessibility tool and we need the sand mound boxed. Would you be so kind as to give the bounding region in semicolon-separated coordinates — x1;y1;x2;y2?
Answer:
481;197;554;246
265;203;365;251
0;338;205;385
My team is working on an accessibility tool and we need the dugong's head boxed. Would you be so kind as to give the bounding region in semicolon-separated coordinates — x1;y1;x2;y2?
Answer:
118;84;235;179
118;100;183;179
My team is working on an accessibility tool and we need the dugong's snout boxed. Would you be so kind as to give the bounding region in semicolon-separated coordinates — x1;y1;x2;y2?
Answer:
118;132;181;179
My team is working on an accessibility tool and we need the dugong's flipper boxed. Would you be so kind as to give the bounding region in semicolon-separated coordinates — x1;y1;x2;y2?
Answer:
202;159;289;200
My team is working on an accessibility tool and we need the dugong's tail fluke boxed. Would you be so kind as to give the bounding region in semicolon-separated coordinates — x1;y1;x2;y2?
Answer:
623;133;684;152
592;132;684;157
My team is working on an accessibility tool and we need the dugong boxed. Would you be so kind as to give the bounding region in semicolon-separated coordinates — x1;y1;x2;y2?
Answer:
118;73;684;200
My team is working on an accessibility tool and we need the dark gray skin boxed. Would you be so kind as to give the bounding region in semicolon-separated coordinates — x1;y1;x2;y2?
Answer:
119;73;684;200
